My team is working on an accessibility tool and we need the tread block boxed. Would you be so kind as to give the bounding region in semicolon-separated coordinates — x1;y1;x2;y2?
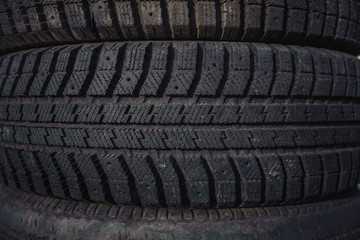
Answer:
87;43;125;96
196;1;217;39
177;155;211;208
168;0;190;39
243;4;262;41
113;43;149;95
166;42;197;95
64;44;103;96
301;154;322;199
248;44;274;96
221;0;241;40
195;42;224;96
235;155;262;206
259;155;285;204
223;43;251;96
44;46;80;96
280;154;303;203
89;0;121;40
64;2;96;41
140;42;170;96
114;0;140;39
140;0;167;39
321;152;340;195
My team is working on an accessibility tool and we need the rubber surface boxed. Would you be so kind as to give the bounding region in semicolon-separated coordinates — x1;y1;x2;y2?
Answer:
0;184;359;240
0;0;360;54
0;41;360;208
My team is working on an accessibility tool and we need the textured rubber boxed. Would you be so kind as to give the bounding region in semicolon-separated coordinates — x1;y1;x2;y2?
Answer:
0;41;360;208
0;184;359;240
0;0;360;54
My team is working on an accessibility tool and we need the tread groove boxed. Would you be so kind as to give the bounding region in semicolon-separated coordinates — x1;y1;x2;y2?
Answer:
156;42;174;97
32;151;53;196
0;56;14;94
90;155;115;204
105;43;127;97
282;0;289;41
134;0;147;39
215;44;230;98
160;0;172;39
132;42;152;97
40;47;64;96
78;44;103;96
68;153;90;201
107;0;125;40
4;149;20;189
254;155;266;205
200;156;217;208
214;0;222;41
298;154;307;202
8;53;28;96
188;0;198;39
118;155;142;206
0;167;8;186
187;42;203;97
16;150;36;192
169;156;190;208
228;156;241;207
146;155;167;207
23;50;47;96
56;46;81;96
50;153;71;198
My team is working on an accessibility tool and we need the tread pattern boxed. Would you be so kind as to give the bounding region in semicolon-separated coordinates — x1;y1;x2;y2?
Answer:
0;147;359;208
0;0;360;54
0;183;358;222
1;124;360;150
0;41;360;208
0;42;359;98
0;100;359;124
0;184;359;240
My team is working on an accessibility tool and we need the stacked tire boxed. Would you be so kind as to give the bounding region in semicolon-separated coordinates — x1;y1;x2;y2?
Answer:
0;0;359;239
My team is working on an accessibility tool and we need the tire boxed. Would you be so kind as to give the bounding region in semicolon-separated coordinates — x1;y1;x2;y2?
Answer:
0;184;359;240
0;41;360;209
0;0;360;54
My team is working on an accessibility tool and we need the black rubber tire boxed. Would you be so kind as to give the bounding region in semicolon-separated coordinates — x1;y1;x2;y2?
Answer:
0;0;360;54
0;41;360;209
0;184;360;240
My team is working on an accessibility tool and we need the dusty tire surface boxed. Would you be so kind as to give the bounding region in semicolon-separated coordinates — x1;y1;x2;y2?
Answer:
0;184;359;240
0;41;359;208
0;0;360;54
